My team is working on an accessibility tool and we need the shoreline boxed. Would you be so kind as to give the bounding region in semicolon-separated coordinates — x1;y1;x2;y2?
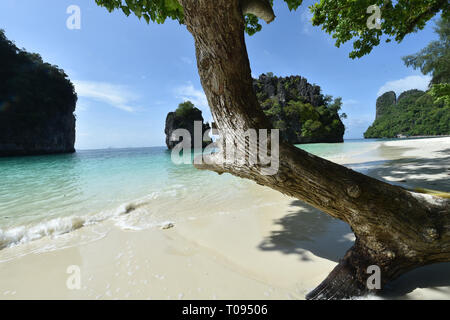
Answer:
0;137;449;300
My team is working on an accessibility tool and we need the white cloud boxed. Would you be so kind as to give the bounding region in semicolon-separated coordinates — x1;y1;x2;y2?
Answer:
343;115;374;139
377;75;431;96
300;8;313;35
175;83;213;123
344;116;373;127
343;99;359;106
180;56;193;65
175;83;209;110
75;101;89;112
73;80;139;112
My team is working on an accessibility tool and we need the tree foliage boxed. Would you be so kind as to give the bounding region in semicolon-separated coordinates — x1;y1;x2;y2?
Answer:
402;16;450;85
175;100;199;118
430;82;450;107
95;0;448;58
95;0;185;24
94;0;303;35
311;0;449;58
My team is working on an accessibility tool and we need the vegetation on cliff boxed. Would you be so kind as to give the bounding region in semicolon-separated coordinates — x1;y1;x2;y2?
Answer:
364;89;449;138
165;101;211;149
254;73;346;144
365;16;449;138
0;30;77;156
167;74;346;145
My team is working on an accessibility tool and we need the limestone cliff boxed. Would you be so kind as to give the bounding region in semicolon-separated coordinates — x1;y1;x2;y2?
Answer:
165;101;211;149
254;73;345;144
0;30;76;156
365;89;450;138
375;91;397;120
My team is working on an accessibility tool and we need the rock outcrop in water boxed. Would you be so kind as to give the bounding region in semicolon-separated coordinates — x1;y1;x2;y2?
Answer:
0;30;76;156
165;101;211;149
254;73;345;144
165;75;346;146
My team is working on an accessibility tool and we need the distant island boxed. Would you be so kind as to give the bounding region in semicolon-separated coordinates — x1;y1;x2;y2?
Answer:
254;73;345;144
0;30;77;156
166;73;346;147
165;101;211;149
364;89;450;138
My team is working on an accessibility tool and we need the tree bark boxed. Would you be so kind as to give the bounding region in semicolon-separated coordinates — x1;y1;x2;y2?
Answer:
178;0;450;299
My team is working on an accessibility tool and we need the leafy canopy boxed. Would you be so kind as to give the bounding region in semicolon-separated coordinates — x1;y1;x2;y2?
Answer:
94;0;303;34
402;16;450;85
402;15;449;108
311;0;449;58
95;0;448;58
95;0;185;24
175;100;197;118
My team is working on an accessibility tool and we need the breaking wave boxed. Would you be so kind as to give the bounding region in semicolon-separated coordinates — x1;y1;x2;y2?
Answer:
0;191;164;251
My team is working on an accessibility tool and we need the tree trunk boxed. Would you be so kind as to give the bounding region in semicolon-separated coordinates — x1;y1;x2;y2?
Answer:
178;0;450;299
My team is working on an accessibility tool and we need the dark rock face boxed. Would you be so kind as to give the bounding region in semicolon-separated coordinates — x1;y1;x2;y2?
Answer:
0;114;75;157
253;74;345;144
0;30;76;157
375;91;397;119
255;73;325;108
165;104;211;150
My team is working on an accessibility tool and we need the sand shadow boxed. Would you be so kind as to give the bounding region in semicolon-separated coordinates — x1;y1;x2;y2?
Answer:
258;200;354;262
370;152;450;298
351;155;450;192
259;150;450;298
380;262;450;299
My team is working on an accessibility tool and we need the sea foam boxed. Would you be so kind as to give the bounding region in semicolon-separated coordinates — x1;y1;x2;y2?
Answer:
0;192;162;250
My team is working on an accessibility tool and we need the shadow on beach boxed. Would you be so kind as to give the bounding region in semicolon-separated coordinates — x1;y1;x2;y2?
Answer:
258;200;354;263
380;262;450;299
259;150;450;298
369;149;450;298
358;148;450;192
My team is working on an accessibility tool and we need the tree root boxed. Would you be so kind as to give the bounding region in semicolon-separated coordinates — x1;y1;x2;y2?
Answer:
306;261;369;300
306;244;372;300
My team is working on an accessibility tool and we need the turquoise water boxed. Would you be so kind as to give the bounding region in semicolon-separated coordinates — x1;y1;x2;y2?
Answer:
296;139;380;158
0;140;380;249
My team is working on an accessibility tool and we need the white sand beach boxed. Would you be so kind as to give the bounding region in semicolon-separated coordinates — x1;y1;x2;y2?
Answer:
1;137;449;300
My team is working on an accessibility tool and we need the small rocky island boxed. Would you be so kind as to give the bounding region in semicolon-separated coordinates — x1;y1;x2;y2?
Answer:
254;73;346;144
364;89;450;138
165;74;346;147
165;101;211;149
0;30;77;156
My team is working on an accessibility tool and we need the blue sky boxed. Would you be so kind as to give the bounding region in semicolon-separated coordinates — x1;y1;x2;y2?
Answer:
0;0;439;149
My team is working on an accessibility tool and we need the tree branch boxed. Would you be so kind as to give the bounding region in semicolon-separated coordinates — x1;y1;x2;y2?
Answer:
179;0;450;299
240;0;275;23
